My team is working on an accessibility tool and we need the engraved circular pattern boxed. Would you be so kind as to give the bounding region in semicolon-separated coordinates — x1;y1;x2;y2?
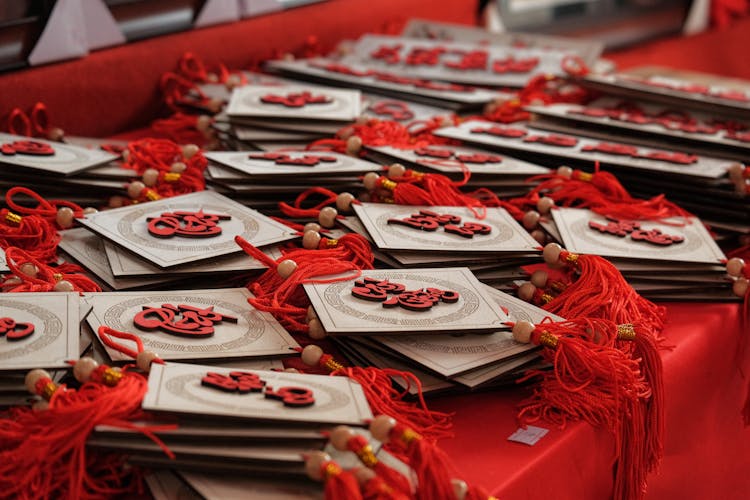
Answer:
116;202;259;252
322;272;481;327
101;295;265;353
0;300;63;361
165;373;352;414
570;218;704;257
12;143;90;166
376;211;514;248
241;90;347;115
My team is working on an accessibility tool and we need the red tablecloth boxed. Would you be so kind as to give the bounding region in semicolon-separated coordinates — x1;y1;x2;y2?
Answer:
431;303;749;499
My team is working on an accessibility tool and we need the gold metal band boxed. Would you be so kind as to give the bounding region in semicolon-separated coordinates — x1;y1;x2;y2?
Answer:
539;331;559;349
5;212;22;225
357;445;379;468
617;323;637;341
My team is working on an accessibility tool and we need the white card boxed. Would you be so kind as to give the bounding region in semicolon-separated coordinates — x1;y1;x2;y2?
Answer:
551;207;726;264
367;144;550;176
304;267;510;335
0;252;8;273
0;132;117;176
181;472;322;500
345;35;572;87
205;150;379;177
77;191;297;268
371;285;557;376
352;203;539;253
142;363;373;426
85;288;298;362
0;292;79;371
226;84;361;121
435;120;736;180
266;58;506;105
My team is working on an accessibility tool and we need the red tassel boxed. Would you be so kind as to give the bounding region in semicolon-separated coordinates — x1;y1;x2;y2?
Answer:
306;452;364;500
0;209;60;263
355;469;412;500
329;427;412;496
2;247;100;293
369;417;456;500
150;113;210;147
0;361;167;499
303;346;452;442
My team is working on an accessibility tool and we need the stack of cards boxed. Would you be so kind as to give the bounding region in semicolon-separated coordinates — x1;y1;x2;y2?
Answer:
338;202;540;286
302;267;555;394
536;207;732;301
59;191;297;290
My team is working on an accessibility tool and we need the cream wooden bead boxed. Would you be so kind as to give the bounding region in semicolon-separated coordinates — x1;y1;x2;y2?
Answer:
225;74;242;89
53;280;74;292
277;259;298;279
530;270;548;288
330;425;355;451
182;144;200;159
284;367;300;373
305;451;330;481
19;263;38;278
109;195;126;208
733;277;749;297
127;181;145;199
727;257;746;277
302;231;322;250
73;357;99;383
47;127;65;142
512;321;535;344
82;207;98;215
363;172;379;190
56;207;75;229
196;115;212;133
301;345;324;366
306;305;318;321
452;479;468;500
318;207;338;228
537;197;555;214
308;318;326;340
518;283;536;302
346;135;362;155
32;400;49;411
142;168;159;187
530;229;546;245
303;222;321;233
336;192;355;212
136;350;160;372
542;243;562;265
354;467;376;486
25;369;51;394
557;166;573;178
206;73;219;83
388;163;406;179
522;210;540;230
369;415;396;442
170;161;187;173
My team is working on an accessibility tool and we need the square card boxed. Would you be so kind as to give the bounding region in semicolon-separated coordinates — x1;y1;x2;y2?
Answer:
0;292;79;371
435;120;736;180
102;239;276;278
0;132;117;176
551;207;726;265
369;285;558;377
58;228;168;290
366;144;550;177
401;19;604;66
582;73;750;116
525;98;750;153
85;288;298;362
180;471;322;500
0;252;8;273
344;35;573;87
304;267;510;335
76;191;297;268
351;202;540;253
266;58;506;107
142;362;373;426
205;150;379;178
226;84;361;121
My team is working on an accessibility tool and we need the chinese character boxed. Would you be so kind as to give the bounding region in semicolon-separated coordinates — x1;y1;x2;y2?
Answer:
0;140;55;156
351;278;459;312
387;210;491;238
470;126;528;138
523;134;579;147
370;44;403;64
134;304;238;337
201;371;315;407
368;101;415;121
405;46;446;66
445;49;488;71
260;91;332;108
0;317;35;341
492;56;539;74
147;211;231;239
248;152;337;166
589;217;684;246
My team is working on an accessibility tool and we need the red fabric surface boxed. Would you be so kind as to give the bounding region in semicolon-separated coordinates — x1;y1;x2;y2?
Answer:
0;0;476;138
431;303;749;499
607;16;750;79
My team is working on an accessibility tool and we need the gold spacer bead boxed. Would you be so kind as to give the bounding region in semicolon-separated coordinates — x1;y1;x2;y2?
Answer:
357;445;379;468
325;239;339;248
145;191;161;201
617;323;636;341
5;212;22;225
324;358;345;372
323;462;342;480
380;178;398;191
540;293;554;304
52;273;63;282
577;171;593;182
538;331;559;349
102;367;124;387
400;428;421;446
163;172;181;182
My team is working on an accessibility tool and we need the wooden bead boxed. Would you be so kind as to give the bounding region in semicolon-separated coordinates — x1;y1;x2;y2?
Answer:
206;72;219;83
142;168;159;187
302;231;322;250
336;192;355;212
542;243;562;265
346;135;362;155
196;115;212;133
557;166;573;178
733;277;749;297
121;149;130;162
284;367;299;373
330;425;355;451
452;479;468;500
73;357;99;383
25;369;51;394
728;163;744;181
530;229;546;244
305;451;330;481
354;467;376;486
318;207;338;228
56;207;75;229
518;283;536;302
303;222;321;233
127;181;145;199
225;74;242;89
32;400;49;411
363;172;379;190
530;270;548;288
170;161;187;173
47;127;65;142
301;345;324;366
308;318;326;340
82;207;98;215
369;415;396;443
277;259;298;279
512;321;535;344
53;280;75;292
727;257;746;277
109;196;126;208
19;263;38;278
388;163;406;179
182;144;200;159
537;197;555;214
522;210;540;230
136;350;160;372
306;306;318;321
